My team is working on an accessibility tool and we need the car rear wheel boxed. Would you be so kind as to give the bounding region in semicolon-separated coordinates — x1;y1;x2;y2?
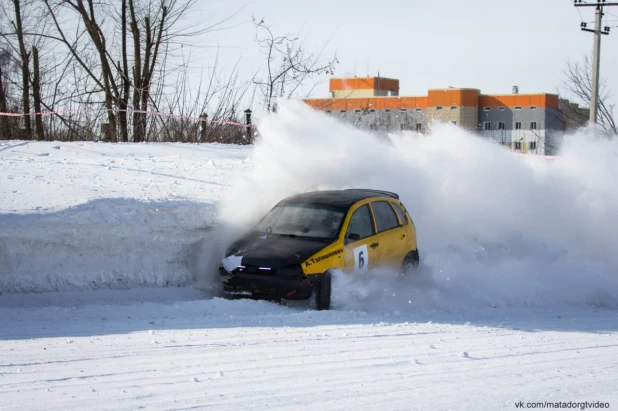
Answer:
315;271;332;311
401;249;420;274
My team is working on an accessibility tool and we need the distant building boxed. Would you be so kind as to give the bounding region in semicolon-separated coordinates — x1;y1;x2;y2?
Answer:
303;76;588;155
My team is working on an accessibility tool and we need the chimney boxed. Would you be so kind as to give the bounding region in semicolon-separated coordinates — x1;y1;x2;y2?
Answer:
512;86;519;94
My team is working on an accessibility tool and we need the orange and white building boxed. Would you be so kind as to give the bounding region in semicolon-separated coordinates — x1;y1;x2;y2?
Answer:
303;76;588;155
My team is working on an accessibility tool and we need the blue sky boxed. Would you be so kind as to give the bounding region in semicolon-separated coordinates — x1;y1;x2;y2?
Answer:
188;0;618;104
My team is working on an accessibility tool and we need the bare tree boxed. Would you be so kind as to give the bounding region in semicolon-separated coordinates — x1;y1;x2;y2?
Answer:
0;0;50;140
0;47;13;140
253;17;338;113
152;51;254;144
10;0;31;139
31;45;43;140
0;0;253;143
561;55;616;136
42;0;241;142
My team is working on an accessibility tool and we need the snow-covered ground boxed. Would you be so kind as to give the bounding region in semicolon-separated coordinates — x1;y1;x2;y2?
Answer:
0;141;251;293
2;290;617;411
1;101;618;409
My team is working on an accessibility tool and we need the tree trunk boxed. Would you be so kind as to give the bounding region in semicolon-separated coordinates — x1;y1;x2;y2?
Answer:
12;0;31;140
129;0;143;143
0;64;13;140
119;0;129;143
74;0;118;142
140;16;152;143
32;46;44;141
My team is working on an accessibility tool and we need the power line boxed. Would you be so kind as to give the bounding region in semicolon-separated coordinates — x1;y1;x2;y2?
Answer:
569;0;587;21
577;5;587;21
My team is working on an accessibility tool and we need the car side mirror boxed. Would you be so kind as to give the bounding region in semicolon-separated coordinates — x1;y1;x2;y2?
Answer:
347;233;361;241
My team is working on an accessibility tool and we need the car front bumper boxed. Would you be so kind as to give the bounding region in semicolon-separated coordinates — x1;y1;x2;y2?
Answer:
219;266;318;300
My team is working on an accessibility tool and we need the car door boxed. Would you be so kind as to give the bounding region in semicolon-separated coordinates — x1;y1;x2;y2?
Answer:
390;200;416;252
370;200;408;268
342;203;380;273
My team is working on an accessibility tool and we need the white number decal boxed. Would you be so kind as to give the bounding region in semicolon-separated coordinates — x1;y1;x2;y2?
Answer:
353;244;369;273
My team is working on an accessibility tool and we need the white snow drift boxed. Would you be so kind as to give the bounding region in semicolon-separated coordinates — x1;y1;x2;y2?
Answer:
220;101;618;309
0;142;250;293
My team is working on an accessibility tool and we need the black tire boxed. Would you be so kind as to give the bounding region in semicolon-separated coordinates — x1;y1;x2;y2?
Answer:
315;271;332;311
401;249;420;274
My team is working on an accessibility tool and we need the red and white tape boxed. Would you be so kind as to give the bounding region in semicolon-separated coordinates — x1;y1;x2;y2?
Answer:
0;108;245;127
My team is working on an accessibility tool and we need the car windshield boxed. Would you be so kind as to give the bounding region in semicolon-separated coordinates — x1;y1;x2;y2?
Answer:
255;202;346;240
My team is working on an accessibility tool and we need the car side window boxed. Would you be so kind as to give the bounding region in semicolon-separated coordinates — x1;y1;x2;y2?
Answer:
371;201;399;233
391;202;408;225
345;204;375;241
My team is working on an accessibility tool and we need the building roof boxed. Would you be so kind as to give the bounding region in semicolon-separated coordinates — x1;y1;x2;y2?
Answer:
330;77;399;93
281;189;399;208
303;77;560;110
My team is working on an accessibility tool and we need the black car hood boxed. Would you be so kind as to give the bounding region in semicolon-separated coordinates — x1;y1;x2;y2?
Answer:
224;232;331;269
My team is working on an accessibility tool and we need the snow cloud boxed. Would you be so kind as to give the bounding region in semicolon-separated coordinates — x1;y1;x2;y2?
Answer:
219;100;618;309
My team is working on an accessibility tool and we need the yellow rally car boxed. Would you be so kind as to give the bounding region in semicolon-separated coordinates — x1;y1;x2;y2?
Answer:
219;189;419;310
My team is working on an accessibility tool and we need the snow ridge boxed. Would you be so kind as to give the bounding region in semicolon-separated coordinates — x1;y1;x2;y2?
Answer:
0;198;216;293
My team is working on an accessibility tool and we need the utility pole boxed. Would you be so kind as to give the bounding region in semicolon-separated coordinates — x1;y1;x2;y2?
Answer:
574;0;615;125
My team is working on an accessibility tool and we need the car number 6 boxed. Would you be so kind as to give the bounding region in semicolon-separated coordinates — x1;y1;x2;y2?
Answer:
353;244;369;273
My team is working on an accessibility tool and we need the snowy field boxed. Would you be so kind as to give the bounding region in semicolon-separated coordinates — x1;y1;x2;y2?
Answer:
1;101;618;410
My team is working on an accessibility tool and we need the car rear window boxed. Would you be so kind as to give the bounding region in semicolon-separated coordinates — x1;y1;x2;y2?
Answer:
371;201;399;233
391;202;408;225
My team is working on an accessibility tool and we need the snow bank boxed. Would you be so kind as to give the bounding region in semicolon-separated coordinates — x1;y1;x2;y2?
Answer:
219;100;618;309
0;198;217;293
0;141;251;294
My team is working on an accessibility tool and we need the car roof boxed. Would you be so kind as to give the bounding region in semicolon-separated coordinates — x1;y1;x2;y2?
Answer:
281;189;399;208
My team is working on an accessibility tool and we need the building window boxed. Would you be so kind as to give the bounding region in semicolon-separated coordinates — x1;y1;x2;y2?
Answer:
385;109;391;112
498;122;505;130
530;142;537;150
530;106;537;110
530;121;537;130
400;108;407;112
451;106;458;110
484;107;491;111
514;141;522;150
483;122;491;130
416;123;422;131
325;110;331;113
415;108;423;112
451;121;457;125
498;106;506;111
436;106;443;110
354;109;361;113
515;121;522;130
515;106;522;110
369;109;376;113
340;110;346;113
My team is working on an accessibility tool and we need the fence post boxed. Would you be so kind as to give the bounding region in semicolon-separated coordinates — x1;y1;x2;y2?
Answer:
244;109;252;142
101;123;112;142
199;113;208;143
